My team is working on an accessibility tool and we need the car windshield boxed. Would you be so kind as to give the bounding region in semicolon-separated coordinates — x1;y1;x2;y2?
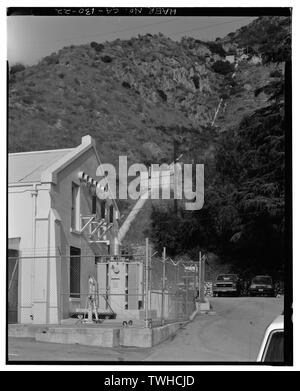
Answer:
263;331;284;362
252;276;272;284
217;275;237;281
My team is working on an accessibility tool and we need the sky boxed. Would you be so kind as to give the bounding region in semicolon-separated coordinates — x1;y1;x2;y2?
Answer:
7;15;256;65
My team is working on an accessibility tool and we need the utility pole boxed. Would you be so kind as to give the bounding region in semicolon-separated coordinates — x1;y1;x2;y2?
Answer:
149;245;152;313
145;238;149;327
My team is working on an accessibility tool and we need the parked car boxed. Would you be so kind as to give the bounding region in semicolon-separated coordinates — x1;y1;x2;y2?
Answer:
257;314;284;362
213;274;242;297
248;275;275;297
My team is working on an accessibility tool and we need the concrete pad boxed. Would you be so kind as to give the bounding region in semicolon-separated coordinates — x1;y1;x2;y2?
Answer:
35;327;120;347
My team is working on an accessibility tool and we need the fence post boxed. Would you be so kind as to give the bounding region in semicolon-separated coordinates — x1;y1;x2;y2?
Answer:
149;245;152;316
199;252;205;303
161;247;166;326
198;251;201;301
185;276;189;317
59;290;62;325
145;238;149;328
202;255;205;301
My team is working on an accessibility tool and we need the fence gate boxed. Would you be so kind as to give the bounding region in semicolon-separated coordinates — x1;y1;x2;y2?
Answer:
8;252;19;323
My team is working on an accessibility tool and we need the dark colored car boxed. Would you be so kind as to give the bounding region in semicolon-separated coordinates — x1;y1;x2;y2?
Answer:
213;274;242;297
248;275;275;297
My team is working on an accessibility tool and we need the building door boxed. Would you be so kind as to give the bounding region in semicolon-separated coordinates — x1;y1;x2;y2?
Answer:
8;249;19;323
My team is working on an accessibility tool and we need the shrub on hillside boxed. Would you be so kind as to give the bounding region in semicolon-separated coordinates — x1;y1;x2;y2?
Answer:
269;70;282;78
44;54;59;65
230;85;244;96
22;95;34;105
212;60;234;76
122;81;131;89
95;44;105;52
10;63;25;75
192;75;200;89
220;92;230;100
101;55;113;63
157;89;167;101
205;42;226;57
90;41;98;48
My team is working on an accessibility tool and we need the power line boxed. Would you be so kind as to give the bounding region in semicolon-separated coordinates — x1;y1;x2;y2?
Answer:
20;16;254;46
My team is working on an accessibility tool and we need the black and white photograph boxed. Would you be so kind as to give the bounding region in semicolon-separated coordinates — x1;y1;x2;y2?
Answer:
6;6;292;366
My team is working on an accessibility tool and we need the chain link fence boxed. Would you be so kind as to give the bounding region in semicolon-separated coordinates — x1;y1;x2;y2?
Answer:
8;244;199;327
148;253;197;326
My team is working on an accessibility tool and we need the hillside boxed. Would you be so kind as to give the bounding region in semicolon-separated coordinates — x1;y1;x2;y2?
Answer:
8;28;276;166
221;15;291;53
8;15;289;245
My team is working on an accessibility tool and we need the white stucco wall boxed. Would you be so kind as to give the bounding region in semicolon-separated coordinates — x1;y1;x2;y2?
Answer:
8;183;52;323
9;144;119;324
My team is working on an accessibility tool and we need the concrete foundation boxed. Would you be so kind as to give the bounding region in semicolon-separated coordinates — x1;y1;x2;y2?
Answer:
120;327;152;348
8;324;49;338
35;326;120;347
120;322;185;348
196;298;211;312
9;321;186;348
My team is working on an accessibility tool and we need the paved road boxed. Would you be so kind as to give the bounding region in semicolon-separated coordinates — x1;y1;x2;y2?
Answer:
8;297;283;362
143;297;284;362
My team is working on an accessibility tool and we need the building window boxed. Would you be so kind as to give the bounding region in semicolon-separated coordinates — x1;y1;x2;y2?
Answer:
92;195;97;215
109;205;114;223
100;200;106;219
70;247;81;298
71;182;80;230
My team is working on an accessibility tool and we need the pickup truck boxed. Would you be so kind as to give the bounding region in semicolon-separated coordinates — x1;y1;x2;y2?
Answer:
212;274;242;297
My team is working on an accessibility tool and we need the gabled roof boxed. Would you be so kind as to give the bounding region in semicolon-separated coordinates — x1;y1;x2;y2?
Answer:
9;149;73;184
8;135;95;185
9;135;120;213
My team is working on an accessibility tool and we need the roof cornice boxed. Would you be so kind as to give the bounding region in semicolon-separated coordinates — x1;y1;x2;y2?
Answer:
41;135;95;184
